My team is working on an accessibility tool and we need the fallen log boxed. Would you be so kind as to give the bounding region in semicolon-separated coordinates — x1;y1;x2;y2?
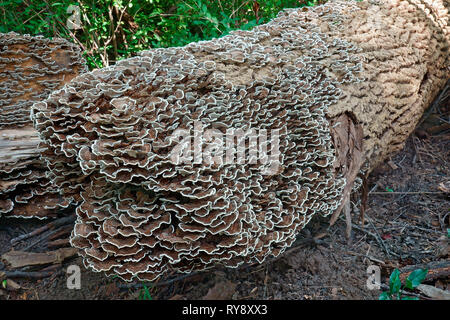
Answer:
30;0;449;282
0;32;87;218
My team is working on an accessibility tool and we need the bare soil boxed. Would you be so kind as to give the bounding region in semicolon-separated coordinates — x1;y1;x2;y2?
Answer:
0;98;448;300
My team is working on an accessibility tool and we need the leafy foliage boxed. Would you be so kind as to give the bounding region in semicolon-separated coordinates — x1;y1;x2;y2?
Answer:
380;268;428;300
0;0;324;69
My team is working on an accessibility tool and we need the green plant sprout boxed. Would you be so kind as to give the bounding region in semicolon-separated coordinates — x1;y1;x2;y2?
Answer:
138;283;153;300
379;268;428;300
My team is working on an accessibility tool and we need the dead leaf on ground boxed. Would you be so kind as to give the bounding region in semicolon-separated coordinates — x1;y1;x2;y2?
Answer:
202;280;237;300
4;279;21;291
387;160;398;170
417;284;450;300
437;181;450;193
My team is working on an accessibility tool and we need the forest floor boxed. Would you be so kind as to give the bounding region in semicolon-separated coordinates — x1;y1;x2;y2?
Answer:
0;90;448;300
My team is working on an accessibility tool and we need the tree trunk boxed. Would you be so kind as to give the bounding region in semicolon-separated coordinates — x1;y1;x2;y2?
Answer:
24;0;450;282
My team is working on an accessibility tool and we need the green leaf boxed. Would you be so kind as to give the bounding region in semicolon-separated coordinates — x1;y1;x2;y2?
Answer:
405;269;428;289
242;19;257;30
144;286;152;300
201;3;208;14
139;284;152;300
379;292;391;300
401;296;419;300
389;269;401;294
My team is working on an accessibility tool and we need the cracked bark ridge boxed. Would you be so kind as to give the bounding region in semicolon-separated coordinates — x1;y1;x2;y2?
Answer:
324;0;449;218
32;0;449;282
0;32;87;218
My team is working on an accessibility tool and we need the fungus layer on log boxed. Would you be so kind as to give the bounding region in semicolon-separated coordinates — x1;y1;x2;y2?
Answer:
0;32;87;218
32;0;449;281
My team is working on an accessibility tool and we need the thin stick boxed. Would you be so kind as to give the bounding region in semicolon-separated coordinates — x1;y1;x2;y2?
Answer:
366;216;392;258
344;200;352;239
346;217;399;258
10;215;75;245
1;265;61;280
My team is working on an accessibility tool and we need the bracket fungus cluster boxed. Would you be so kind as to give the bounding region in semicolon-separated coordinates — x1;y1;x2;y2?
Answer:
0;32;87;218
31;1;365;281
30;0;449;282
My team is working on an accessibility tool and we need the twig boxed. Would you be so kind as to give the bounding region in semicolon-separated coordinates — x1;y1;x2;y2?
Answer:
0;265;61;280
344;200;352;239
48;224;73;241
47;238;70;248
230;0;251;19
346;250;385;265
21;8;46;26
359;175;369;225
10;215;75;245
103;1;131;64
345;217;399;258
366;216;392;258
20;221;74;252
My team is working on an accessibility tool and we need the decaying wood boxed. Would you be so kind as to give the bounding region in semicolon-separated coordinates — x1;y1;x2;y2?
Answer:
0;264;61;280
0;127;42;163
0;32;87;218
416;284;450;300
47;238;70;248
0;0;448;281
325;0;449;220
399;260;450;282
29;0;449;281
1;247;78;269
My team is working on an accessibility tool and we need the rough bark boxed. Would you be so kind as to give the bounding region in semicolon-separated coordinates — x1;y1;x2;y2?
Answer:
0;32;87;218
28;0;450;282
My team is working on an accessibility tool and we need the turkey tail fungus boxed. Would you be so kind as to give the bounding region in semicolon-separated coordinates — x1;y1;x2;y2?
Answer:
0;32;87;219
31;0;449;281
